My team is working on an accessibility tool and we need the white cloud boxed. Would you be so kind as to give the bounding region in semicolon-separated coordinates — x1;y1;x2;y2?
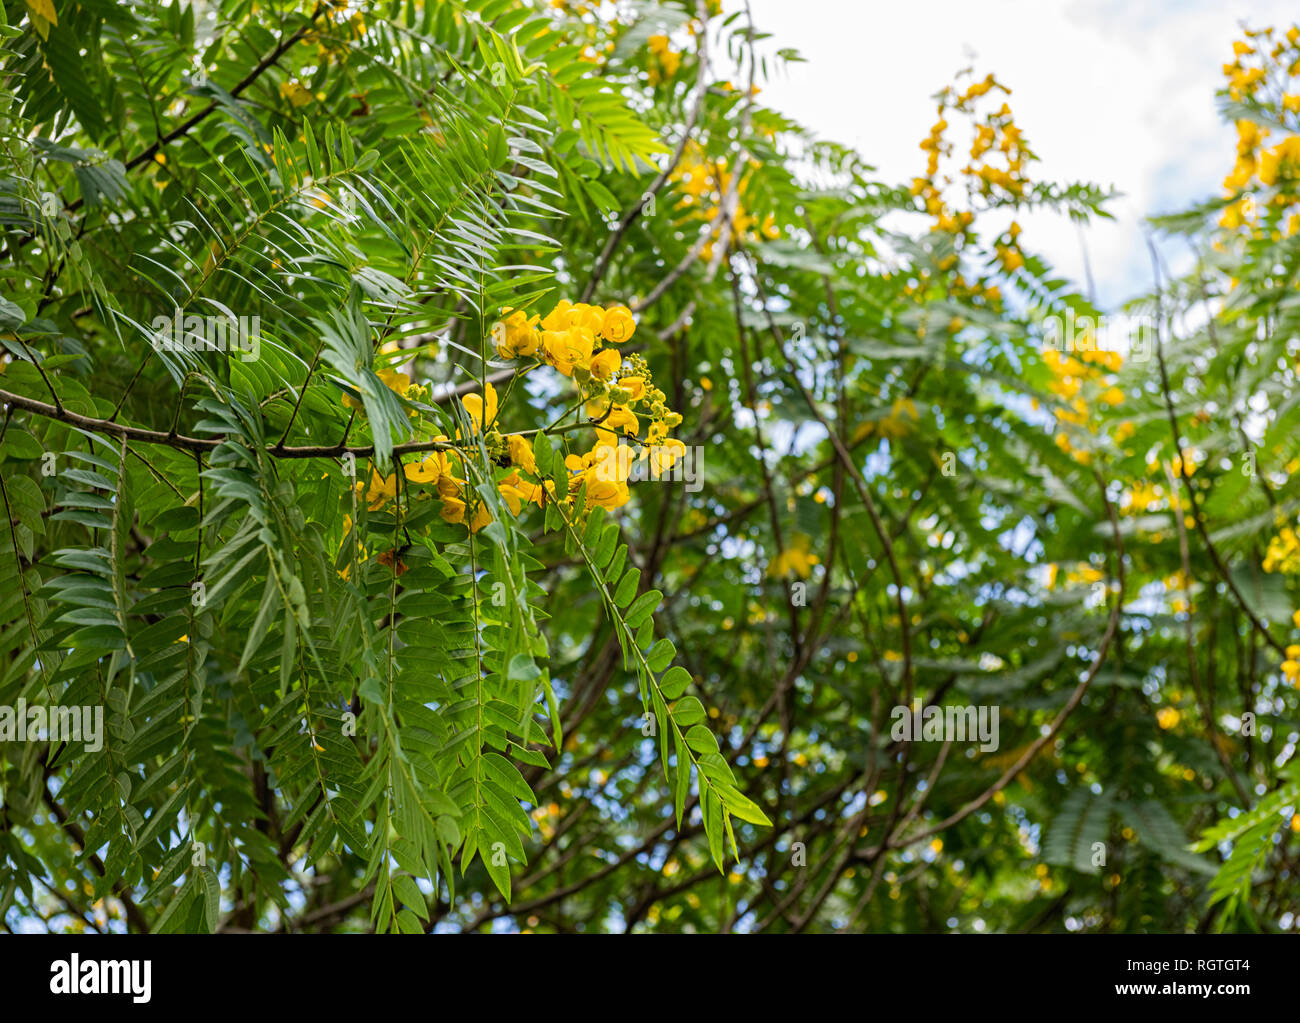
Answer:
729;0;1297;307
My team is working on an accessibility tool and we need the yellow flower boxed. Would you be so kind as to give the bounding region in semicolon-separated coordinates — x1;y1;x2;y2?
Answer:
566;446;631;510
507;434;537;475
1156;707;1180;730
440;494;491;532
404;439;452;485
645;438;687;477
617;375;646;402
1125;483;1162;514
378;368;410;395
585;475;630;511
571;304;605;337
497;471;528;516
590;348;621;380
599;403;640;437
877;397;919;439
1259;135;1300;186
996;245;1024;273
767;533;820;579
540;299;576;332
435;471;463;500
461;381;499;433
279;81;315;107
542;326;594;377
496;308;541;358
513;475;555;508
601;305;637;343
1049;374;1081;399
360;468;397;511
1170;450;1198;477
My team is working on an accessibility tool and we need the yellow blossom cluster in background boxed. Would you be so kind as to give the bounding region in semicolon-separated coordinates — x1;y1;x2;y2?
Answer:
1281;643;1300;683
852;396;919;443
1246;498;1300;686
1219;25;1300;235
1263;520;1300;573
766;532;820;579
1216;32;1300;652
304;8;367;64
646;33;681;86
1040;341;1124;466
545;0;619;68
670;141;779;261
907;71;1032;308
1164;571;1194;615
1044;562;1105;591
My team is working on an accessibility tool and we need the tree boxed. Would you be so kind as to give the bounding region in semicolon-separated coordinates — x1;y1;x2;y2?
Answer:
1;0;1298;934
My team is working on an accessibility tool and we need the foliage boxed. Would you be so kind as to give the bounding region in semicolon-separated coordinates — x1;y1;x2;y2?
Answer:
1;1;1299;933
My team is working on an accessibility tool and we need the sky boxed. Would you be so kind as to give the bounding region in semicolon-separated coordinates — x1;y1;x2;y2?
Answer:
727;0;1298;310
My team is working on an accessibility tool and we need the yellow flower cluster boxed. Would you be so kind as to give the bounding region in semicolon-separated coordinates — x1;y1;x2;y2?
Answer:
306;9;366;62
766;533;820;579
1040;344;1124;465
852;397;919;442
354;300;685;535
1282;649;1300;683
1222;26;1300;101
1163;572;1194;614
545;0;619;66
1219;25;1300;235
1283;608;1300;683
646;33;681;86
670;142;779;262
495;299;637;366
1263;521;1300;573
907;71;1031;306
913;74;1030;205
1124;481;1165;515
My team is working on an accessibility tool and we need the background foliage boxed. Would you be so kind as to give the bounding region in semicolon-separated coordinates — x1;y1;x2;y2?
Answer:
2;0;1299;933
